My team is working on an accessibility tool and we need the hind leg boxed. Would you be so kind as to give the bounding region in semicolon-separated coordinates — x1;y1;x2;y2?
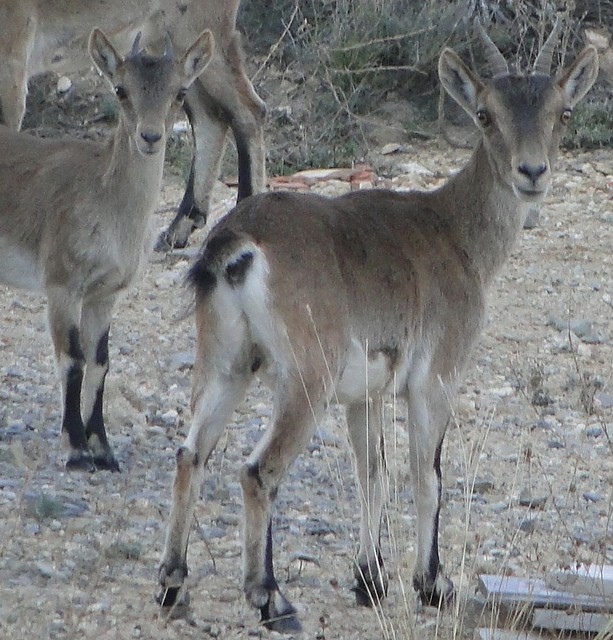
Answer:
347;395;389;606
158;369;251;608
241;382;326;633
158;293;253;607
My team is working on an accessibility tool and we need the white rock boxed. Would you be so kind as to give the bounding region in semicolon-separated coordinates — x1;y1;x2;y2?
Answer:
56;76;72;95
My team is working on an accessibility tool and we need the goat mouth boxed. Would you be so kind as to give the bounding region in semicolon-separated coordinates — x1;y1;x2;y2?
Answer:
139;145;162;157
514;186;547;202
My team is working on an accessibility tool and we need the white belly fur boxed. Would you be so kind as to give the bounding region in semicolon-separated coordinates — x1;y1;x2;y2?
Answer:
336;339;393;403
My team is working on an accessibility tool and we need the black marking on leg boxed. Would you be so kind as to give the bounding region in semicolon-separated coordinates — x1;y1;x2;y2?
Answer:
64;362;94;471
263;520;278;592
235;130;253;202
259;521;301;632
225;252;254;287
245;462;264;489
95;329;109;367
68;326;85;362
413;437;454;606
251;356;262;373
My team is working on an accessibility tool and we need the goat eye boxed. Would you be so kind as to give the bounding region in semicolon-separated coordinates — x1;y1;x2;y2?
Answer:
560;108;572;125
476;110;491;127
115;86;128;100
176;88;188;102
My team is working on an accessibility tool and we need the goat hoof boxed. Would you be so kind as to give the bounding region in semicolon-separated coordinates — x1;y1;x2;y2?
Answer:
93;453;121;472
351;576;388;607
156;586;190;609
189;213;206;229
66;451;95;472
352;557;388;607
154;232;173;252
414;574;455;608
259;590;301;634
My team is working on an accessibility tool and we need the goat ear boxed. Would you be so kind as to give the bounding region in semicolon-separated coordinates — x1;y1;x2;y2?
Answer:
558;46;599;107
181;30;214;85
439;48;484;117
89;28;121;81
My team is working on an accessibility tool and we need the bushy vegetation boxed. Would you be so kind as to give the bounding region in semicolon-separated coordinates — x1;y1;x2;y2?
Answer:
238;0;612;168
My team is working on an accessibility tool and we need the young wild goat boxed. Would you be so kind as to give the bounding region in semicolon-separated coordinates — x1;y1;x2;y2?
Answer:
0;0;265;250
0;28;213;472
157;23;598;632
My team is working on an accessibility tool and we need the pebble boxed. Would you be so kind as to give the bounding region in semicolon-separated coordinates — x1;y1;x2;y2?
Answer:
582;492;602;503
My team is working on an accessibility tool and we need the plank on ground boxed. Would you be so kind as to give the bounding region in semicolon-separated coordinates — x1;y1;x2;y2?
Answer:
473;629;542;640
547;564;613;598
532;608;613;633
478;575;613;613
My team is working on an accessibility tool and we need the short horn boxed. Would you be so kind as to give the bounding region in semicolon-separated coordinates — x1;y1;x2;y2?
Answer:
533;18;561;75
475;19;509;77
163;32;174;60
130;31;142;57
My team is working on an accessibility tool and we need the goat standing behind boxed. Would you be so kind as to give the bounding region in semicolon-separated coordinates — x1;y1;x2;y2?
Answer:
158;24;598;633
0;28;213;471
0;0;265;250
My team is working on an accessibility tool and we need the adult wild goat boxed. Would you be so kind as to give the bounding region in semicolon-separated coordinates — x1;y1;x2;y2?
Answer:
0;29;213;471
157;23;598;632
0;0;265;250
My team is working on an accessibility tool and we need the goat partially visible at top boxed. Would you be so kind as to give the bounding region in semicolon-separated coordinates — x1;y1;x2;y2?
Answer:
157;21;598;632
0;0;265;250
0;28;213;471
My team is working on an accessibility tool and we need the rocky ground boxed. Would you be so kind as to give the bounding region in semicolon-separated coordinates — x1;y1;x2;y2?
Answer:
0;140;612;639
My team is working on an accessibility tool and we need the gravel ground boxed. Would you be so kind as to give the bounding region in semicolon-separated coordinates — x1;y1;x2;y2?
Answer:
0;142;611;639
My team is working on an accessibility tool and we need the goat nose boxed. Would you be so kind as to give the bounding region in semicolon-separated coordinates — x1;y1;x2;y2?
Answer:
141;131;162;144
518;163;547;182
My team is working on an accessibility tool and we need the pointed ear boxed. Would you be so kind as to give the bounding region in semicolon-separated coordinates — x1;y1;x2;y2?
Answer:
181;30;214;86
558;46;599;107
88;28;121;82
438;48;484;117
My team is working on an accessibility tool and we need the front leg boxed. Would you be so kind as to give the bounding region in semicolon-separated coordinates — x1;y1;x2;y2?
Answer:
346;397;389;607
80;296;119;471
47;288;93;471
155;92;227;252
407;387;454;606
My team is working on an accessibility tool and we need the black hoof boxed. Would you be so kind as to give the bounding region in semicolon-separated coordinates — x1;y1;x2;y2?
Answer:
93;453;121;473
66;451;96;473
156;586;190;608
154;232;173;252
188;213;206;229
260;591;302;634
351;577;388;607
413;575;455;608
352;557;388;607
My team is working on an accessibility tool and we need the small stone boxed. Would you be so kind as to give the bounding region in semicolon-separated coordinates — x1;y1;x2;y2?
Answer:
519;518;537;534
518;489;547;509
585;426;603;438
36;562;56;578
160;409;179;426
380;143;401;155
583;492;602;503
548;440;565;449
56;76;73;95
